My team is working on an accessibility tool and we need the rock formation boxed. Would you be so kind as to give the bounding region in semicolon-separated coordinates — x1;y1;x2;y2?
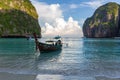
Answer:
0;0;41;38
83;2;120;38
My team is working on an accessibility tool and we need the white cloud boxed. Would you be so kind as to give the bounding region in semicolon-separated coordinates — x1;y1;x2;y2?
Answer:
68;0;104;10
31;1;63;25
30;0;83;37
68;0;120;10
70;4;79;9
43;17;83;37
81;0;104;9
68;0;104;9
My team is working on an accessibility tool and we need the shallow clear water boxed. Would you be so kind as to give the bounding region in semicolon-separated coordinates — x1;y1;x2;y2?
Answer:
0;38;120;80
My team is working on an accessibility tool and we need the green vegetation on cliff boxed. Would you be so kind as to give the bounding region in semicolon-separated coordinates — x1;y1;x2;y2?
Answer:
0;0;41;37
92;2;119;27
83;2;120;38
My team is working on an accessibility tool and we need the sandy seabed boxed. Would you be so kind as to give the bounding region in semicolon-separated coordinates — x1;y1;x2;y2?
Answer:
0;72;120;80
0;72;36;80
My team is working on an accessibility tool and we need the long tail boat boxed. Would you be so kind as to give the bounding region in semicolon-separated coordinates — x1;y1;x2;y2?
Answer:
33;33;62;52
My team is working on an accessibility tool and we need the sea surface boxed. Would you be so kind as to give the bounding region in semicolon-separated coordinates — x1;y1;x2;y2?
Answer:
0;38;120;80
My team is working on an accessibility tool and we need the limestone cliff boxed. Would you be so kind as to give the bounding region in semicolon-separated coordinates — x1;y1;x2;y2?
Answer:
83;2;120;38
0;0;41;37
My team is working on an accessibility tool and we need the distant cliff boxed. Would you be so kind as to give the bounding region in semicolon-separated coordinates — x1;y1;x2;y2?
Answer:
0;0;41;37
83;2;120;38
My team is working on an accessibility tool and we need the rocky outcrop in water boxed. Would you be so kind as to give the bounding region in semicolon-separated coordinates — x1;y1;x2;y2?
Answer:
83;2;120;38
0;0;41;38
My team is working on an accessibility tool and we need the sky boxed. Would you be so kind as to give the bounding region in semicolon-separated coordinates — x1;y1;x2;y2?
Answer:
30;0;120;37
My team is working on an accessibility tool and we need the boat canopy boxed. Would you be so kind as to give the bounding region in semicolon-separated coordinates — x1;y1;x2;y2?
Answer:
45;40;56;45
54;35;61;39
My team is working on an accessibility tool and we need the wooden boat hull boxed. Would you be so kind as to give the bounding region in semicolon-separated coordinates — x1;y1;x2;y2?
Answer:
33;33;62;52
38;42;62;52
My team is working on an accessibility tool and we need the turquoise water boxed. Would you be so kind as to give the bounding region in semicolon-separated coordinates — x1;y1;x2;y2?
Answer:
0;38;120;80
